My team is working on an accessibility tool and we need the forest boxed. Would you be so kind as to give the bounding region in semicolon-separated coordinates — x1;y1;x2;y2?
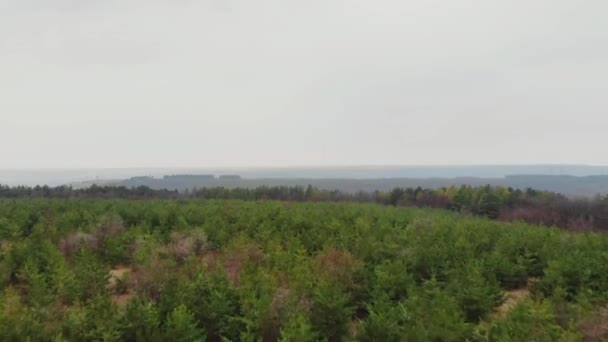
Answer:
1;197;608;340
3;184;608;231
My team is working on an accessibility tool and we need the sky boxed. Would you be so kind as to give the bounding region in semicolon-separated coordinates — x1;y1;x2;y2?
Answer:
1;0;607;169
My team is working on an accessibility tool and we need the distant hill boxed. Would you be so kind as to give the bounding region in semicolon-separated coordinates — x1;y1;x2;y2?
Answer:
4;164;608;187
5;165;608;197
92;174;608;197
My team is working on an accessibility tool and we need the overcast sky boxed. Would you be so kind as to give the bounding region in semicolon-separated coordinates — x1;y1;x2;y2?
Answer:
1;0;607;168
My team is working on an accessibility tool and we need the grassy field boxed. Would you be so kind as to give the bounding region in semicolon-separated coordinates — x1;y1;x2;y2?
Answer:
1;199;607;341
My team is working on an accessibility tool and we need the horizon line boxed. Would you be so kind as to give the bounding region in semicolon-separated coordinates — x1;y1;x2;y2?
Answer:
2;163;608;171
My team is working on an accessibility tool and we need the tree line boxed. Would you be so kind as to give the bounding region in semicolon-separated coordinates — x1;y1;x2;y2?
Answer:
2;183;608;231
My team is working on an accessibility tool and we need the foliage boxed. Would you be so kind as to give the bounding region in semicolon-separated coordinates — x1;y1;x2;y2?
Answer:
164;304;205;342
5;183;608;231
0;199;606;340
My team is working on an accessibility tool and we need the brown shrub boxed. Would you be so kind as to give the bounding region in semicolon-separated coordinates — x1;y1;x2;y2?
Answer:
111;293;134;306
130;257;171;301
58;214;125;259
58;232;99;258
168;236;196;263
579;306;608;341
108;266;134;306
166;231;209;264
220;243;265;286
498;207;561;226
256;285;312;341
314;248;362;288
96;214;125;238
567;216;595;232
200;250;220;272
108;266;132;294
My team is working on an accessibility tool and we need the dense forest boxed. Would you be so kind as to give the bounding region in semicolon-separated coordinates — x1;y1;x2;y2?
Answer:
0;199;608;340
3;184;608;231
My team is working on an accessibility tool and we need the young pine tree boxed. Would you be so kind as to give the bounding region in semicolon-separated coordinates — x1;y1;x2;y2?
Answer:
164;304;205;342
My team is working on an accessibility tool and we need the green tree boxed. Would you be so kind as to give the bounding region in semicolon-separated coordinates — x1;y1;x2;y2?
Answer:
164;304;205;342
279;313;317;342
123;298;162;342
478;191;501;219
310;282;354;342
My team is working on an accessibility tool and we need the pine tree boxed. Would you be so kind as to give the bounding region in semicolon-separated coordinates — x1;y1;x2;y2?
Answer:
164;304;205;342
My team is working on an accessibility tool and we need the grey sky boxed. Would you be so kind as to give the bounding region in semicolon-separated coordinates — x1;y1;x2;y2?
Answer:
1;0;607;168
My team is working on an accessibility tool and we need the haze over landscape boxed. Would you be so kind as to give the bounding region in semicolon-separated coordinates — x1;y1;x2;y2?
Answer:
2;165;608;197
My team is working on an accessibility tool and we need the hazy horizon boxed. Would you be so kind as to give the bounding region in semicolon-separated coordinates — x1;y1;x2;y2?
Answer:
2;1;607;168
5;163;608;170
4;164;608;187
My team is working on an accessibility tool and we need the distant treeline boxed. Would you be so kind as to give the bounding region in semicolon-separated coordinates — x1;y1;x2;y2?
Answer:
113;174;608;197
0;184;180;199
2;184;608;231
